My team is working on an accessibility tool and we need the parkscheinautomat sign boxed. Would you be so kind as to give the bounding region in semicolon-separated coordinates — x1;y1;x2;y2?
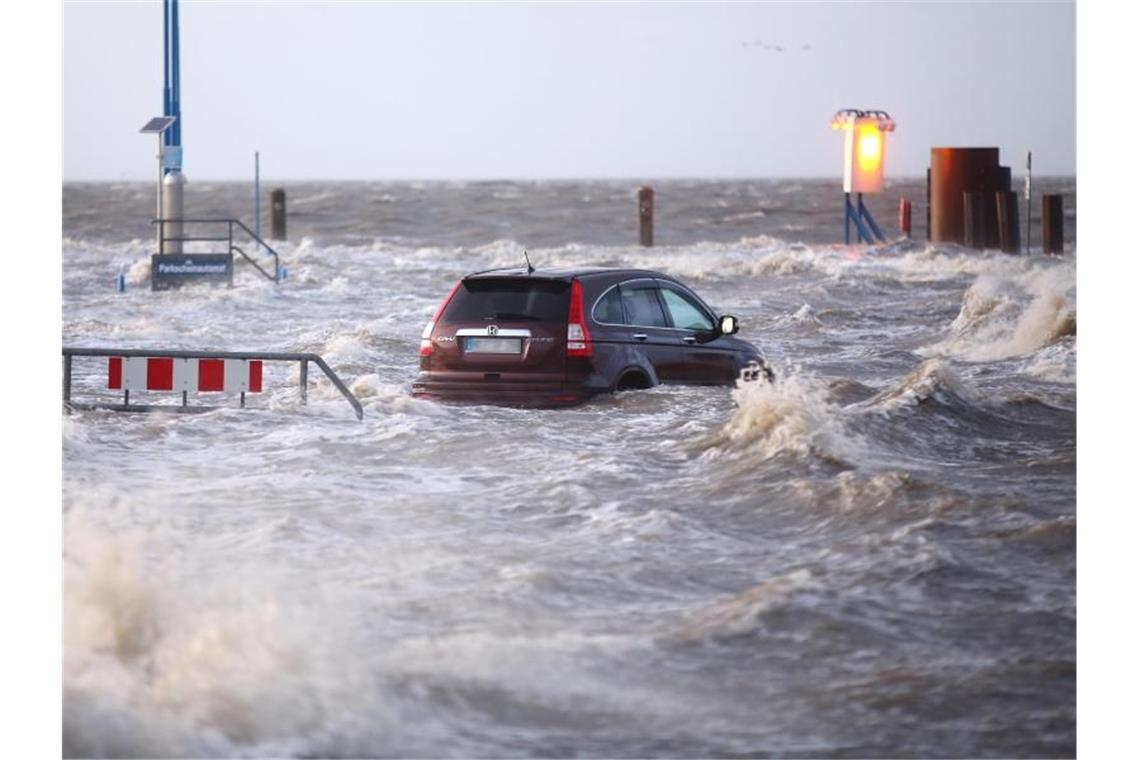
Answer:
151;254;233;290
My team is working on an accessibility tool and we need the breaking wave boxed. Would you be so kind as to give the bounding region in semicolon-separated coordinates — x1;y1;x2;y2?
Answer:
701;369;863;465
925;267;1076;362
702;359;991;466
770;303;824;331
866;358;982;411
63;503;389;758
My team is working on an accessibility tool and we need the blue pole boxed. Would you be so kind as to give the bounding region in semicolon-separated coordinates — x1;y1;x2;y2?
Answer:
858;194;885;242
844;193;851;244
846;194;871;243
171;0;181;152
163;0;170;125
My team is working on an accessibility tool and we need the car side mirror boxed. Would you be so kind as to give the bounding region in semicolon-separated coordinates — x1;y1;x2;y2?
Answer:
719;314;740;335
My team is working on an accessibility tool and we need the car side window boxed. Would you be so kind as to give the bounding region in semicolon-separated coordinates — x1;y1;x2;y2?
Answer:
593;286;625;324
660;288;715;331
621;284;669;327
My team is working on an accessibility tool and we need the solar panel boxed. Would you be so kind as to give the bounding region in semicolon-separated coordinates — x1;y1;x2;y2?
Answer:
139;116;176;134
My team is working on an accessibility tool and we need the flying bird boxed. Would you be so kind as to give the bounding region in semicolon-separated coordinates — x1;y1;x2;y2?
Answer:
741;40;812;53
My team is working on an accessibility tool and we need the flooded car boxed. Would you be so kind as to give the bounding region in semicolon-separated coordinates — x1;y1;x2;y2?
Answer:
412;267;773;405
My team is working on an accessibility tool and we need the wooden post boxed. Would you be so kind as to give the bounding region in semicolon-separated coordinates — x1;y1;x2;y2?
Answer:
1042;194;1064;254
995;191;1020;253
637;186;653;247
62;354;72;405
270;188;287;240
898;198;912;238
1024;151;1032;254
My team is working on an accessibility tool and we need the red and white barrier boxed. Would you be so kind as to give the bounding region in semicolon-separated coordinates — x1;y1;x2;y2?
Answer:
108;357;263;393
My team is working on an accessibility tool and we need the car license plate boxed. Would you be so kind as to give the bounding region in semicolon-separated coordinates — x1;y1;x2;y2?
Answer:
463;337;522;354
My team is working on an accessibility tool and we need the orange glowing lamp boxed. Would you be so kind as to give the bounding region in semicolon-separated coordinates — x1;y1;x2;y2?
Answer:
831;109;895;194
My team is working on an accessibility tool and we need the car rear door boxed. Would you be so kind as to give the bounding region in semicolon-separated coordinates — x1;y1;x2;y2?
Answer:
657;282;739;384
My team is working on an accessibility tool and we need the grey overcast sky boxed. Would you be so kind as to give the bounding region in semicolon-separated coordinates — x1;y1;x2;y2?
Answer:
63;1;1075;181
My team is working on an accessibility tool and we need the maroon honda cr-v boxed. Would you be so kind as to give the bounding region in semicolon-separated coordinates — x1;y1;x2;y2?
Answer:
412;267;772;406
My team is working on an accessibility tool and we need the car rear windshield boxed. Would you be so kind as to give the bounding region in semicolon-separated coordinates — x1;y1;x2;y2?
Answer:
440;278;570;323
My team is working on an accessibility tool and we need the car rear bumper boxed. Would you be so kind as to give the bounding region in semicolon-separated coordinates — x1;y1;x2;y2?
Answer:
411;378;593;407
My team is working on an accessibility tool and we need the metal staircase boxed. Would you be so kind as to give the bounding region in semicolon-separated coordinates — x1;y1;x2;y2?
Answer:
153;217;283;284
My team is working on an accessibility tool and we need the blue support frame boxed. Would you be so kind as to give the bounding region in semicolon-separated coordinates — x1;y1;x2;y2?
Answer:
844;192;886;244
858;194;884;241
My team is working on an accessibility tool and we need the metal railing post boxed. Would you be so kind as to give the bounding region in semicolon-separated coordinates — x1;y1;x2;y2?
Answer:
300;359;308;404
311;354;363;420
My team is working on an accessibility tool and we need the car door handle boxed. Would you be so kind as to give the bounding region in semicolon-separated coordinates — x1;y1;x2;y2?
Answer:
633;333;648;341
682;336;697;344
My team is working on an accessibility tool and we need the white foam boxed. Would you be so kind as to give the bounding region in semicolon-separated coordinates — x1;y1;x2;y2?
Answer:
924;264;1076;362
713;368;863;464
350;373;449;416
868;358;982;411
63;502;393;757
126;256;152;286
1025;340;1077;384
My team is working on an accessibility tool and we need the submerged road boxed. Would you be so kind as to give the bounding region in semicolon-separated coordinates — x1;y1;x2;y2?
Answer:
63;180;1075;758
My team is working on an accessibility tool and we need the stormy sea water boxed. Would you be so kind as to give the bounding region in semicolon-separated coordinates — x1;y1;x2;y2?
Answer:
62;179;1076;758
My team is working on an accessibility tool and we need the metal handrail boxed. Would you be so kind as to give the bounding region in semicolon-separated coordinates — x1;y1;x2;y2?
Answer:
231;244;278;283
152;218;281;283
62;347;363;420
230;218;281;282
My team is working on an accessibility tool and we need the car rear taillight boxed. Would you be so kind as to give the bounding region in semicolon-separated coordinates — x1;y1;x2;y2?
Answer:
420;279;462;357
566;279;593;357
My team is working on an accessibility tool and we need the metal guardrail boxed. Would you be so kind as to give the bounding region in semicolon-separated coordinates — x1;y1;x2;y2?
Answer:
62;347;363;420
153;218;282;283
